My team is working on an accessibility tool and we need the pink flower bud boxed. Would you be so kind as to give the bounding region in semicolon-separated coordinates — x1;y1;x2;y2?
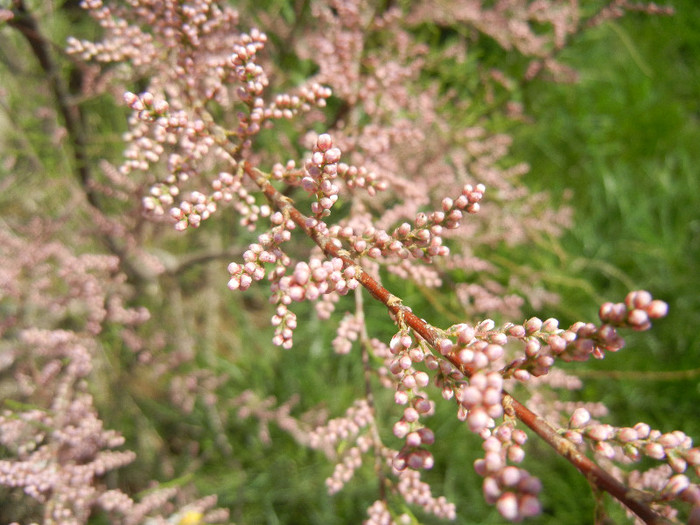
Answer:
520;494;542;517
418;427;435;445
513;369;531;382
500;466;521;487
467;408;490;433
512;429;528;445
645;442;666;460
626;290;650;309
663;474;690;496
403;407;419;423
456;348;474;365
438;338;454;355
547;334;566;354
324;147;341;164
393;420;410;439
569;408;591;428
483;436;501;452
123;91;139;106
647;299;669;319
586;424;615;441
485;344;504;361
414;371;429;387
684;447;700;466
392;454;407;471
508;445;525;463
627;308;649;327
496;492;519;521
658;432;681;448
457;324;475;344
401;374;416;389
482;476;501;503
414;398;432;414
316;133;332;151
669;455;687;473
542;318;559;332
595;441;615;459
458;386;482;407
406;431;421;447
634;422;651;438
616;427;638;443
394;390;409;405
485;451;505;474
507;324;526;338
524;317;543;333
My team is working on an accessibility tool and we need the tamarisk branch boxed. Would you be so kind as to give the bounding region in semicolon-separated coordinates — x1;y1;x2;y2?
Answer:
241;162;668;524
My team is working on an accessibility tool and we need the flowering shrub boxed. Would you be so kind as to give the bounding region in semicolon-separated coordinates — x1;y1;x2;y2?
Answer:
1;0;697;524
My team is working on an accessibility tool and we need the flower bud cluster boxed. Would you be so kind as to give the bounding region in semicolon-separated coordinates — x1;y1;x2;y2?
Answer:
121;91;171;176
337;163;388;196
568;409;700;476
228;29;269;104
168;171;266;231
236;82;332;144
566;412;700;518
272;255;361;347
0;388;138;523
307;400;374;494
501;291;668;381
389;452;457;520
474;424;542;521
390;184;485;260
326;434;372;494
123;91;170;121
336;183;485;261
167;190;216;230
432;323;507;426
300;133;343;218
272;258;360;304
447;320;506;371
142;181;179;217
599;290;669;331
227;239;281;293
365;500;408;525
455;371;504;433
267;83;333;119
124;98;214;178
387;332;435;471
332;313;363;354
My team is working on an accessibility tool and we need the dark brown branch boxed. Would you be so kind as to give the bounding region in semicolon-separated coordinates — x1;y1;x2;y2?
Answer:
8;0;96;208
6;1;179;289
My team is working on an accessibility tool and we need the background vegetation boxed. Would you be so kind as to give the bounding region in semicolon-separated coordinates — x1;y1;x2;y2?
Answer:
1;1;698;523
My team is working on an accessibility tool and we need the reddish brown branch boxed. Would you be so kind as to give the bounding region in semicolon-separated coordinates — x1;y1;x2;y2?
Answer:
506;394;669;525
242;161;668;524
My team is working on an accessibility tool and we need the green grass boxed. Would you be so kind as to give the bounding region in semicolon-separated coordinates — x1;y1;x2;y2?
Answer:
508;4;700;520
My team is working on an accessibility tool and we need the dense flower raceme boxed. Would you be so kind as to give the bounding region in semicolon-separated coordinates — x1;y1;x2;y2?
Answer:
0;224;229;523
0;0;683;523
77;0;577;320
